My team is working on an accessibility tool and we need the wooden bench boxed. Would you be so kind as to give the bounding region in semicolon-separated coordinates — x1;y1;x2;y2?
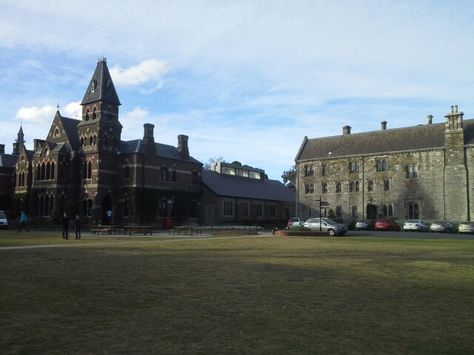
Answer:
123;225;153;236
90;227;113;235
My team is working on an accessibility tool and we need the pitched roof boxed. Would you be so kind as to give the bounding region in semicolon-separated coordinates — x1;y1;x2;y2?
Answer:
59;115;80;149
297;119;474;161
119;140;202;164
0;154;17;168
201;169;295;202
81;59;121;106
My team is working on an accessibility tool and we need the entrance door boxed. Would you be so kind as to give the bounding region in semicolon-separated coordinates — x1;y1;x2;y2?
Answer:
366;203;377;219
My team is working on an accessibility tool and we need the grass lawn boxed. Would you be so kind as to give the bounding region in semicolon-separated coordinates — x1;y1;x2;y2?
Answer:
1;232;473;354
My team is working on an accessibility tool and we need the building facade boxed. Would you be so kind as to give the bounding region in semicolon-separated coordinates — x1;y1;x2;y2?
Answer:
201;161;295;225
12;59;202;225
295;106;473;223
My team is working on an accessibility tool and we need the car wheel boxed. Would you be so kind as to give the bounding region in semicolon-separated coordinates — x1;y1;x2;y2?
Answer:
328;229;335;237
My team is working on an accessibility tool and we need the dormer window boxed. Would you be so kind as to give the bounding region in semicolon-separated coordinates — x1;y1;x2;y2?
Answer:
91;80;97;93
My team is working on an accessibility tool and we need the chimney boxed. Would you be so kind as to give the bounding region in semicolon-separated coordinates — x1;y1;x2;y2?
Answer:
0;144;4;154
381;121;387;130
427;114;433;125
143;123;155;143
177;135;189;159
342;125;351;135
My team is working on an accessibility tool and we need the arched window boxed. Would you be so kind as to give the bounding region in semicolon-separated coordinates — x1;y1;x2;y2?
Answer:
51;163;55;180
93;135;96;145
89;136;93;145
87;161;92;179
92;107;97;120
85;109;90;121
160;167;169;181
36;165;40;181
54;128;60;138
46;162;51;180
40;163;45;181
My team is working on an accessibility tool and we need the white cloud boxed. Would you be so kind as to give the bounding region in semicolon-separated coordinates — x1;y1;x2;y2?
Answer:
120;107;152;140
15;105;56;123
109;60;169;90
63;101;81;119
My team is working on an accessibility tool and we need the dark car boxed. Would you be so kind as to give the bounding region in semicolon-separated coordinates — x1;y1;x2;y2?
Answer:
375;219;401;231
355;219;375;231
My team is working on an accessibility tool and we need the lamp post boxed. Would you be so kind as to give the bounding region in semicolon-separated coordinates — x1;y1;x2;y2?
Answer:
315;195;329;231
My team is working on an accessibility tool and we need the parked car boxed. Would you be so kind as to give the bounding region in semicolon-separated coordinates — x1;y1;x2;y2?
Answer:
403;219;429;232
375;219;401;231
303;217;347;236
0;211;8;229
458;221;474;234
429;221;455;233
288;217;305;229
355;219;375;231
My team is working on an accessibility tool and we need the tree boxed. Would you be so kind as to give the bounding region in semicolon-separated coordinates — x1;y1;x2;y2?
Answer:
204;156;226;170
281;165;296;189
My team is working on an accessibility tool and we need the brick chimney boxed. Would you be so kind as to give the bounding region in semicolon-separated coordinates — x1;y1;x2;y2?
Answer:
143;123;155;143
427;114;433;125
342;125;351;135
177;135;189;159
381;121;387;130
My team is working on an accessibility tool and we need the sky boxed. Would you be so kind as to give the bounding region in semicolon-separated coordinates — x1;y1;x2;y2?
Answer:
1;0;474;180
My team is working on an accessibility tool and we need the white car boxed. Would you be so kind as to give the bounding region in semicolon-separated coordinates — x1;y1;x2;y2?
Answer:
0;211;8;229
303;217;347;236
403;219;428;232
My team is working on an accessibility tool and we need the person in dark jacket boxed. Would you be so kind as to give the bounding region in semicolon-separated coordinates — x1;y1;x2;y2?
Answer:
73;215;82;240
62;213;69;240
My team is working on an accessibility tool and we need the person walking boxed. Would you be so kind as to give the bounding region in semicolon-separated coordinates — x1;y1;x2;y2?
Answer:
74;214;82;240
62;212;70;240
17;211;29;232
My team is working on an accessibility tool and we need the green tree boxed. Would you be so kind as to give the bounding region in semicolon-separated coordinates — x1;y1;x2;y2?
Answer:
282;165;296;189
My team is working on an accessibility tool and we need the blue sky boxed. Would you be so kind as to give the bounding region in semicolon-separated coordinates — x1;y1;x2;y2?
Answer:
1;0;474;180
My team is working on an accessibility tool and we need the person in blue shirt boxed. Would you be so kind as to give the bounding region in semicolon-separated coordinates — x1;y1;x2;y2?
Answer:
18;211;29;232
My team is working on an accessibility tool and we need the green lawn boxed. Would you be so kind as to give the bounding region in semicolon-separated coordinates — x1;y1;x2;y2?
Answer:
1;232;473;354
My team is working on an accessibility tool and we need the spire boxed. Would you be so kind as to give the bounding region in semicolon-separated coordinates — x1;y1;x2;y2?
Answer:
81;58;121;106
16;125;24;144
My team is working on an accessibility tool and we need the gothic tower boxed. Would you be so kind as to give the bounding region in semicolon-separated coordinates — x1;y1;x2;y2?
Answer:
443;105;468;220
77;58;122;221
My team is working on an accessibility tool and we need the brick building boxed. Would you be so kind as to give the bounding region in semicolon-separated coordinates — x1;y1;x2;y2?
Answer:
201;161;295;225
12;58;202;225
295;106;473;223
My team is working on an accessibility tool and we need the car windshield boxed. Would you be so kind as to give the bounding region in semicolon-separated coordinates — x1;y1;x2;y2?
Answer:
0;214;6;219
323;218;338;225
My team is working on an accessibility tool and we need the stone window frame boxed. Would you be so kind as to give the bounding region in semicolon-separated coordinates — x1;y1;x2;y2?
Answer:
335;181;342;193
304;164;315;177
383;178;390;191
349;161;359;173
305;183;314;194
376;159;388;172
367;179;374;192
321;182;328;194
406;163;418;178
349;181;360;192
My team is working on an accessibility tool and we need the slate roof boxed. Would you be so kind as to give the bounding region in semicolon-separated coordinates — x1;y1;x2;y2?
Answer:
297;119;474;161
201;169;295;202
60;116;80;149
120;140;202;164
0;154;17;168
81;59;121;106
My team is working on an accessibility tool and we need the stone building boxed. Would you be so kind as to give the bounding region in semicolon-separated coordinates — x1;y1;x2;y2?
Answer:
0;142;18;211
201;161;295;225
12;58;202;225
295;106;473;223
